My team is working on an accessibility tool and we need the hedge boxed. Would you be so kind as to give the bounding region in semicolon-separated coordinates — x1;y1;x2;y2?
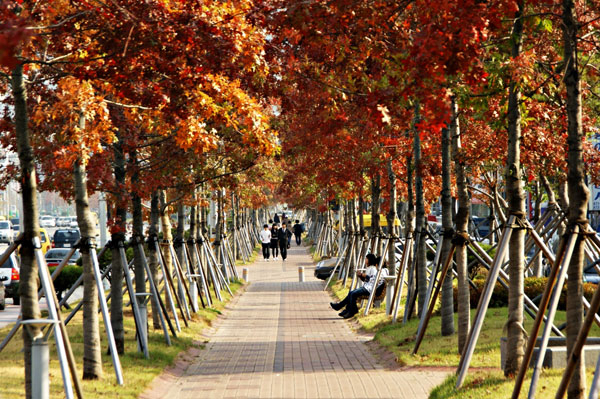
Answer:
49;265;83;293
453;277;596;310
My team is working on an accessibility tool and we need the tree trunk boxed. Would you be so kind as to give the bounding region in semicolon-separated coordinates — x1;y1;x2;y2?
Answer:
387;160;397;283
74;114;102;379
532;180;544;277
358;192;365;236
541;174;557;206
12;64;42;399
371;173;381;238
505;3;525;377
109;126;127;354
231;193;238;260
148;191;161;329
440;127;455;336
175;201;186;304
451;96;470;354
563;1;589;396
189;189;198;275
414;105;427;317
405;154;416;319
558;180;569;237
159;190;174;309
131;151;146;328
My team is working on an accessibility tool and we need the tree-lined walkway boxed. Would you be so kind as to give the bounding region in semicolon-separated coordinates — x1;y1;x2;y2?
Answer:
141;246;448;399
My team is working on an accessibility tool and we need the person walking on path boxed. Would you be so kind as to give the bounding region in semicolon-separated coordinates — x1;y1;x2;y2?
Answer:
330;253;388;318
259;224;271;261
273;213;280;224
293;219;303;245
270;223;280;260
278;223;291;261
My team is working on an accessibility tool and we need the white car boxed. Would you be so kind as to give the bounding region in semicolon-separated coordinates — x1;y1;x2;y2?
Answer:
40;215;56;228
56;216;70;227
0;221;13;244
69;216;78;228
0;252;19;305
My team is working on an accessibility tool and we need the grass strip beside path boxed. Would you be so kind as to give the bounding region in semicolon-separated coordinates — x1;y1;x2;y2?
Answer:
329;278;600;398
0;281;242;399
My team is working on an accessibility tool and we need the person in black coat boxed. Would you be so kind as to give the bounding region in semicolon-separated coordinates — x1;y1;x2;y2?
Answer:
293;220;303;245
270;224;280;260
278;223;289;261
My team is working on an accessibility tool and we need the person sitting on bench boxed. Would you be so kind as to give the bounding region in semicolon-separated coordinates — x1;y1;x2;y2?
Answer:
330;253;388;319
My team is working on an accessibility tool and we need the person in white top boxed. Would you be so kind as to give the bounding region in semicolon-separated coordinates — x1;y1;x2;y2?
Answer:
259;224;272;261
330;253;388;318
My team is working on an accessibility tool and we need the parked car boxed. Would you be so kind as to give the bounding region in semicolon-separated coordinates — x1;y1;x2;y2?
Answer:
69;216;78;228
39;228;51;254
0;276;5;310
0;220;14;244
10;218;20;239
53;229;81;248
584;263;600;284
0;252;20;305
314;257;342;280
45;248;81;268
56;216;70;227
40;215;56;228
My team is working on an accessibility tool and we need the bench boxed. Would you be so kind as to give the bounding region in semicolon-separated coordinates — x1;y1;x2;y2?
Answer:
356;282;387;308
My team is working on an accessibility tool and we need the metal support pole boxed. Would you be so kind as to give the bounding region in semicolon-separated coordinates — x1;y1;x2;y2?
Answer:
33;240;77;399
456;216;515;388
158;241;189;327
527;232;578;398
191;241;212;307
138;242;174;343
118;243;149;358
154;239;182;331
511;231;573;399
89;243;124;384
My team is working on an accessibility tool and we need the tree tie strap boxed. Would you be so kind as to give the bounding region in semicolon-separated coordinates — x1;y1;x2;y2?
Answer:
507;214;530;230
78;236;97;250
569;220;593;236
503;317;528;340
443;228;455;240
451;231;470;247
130;234;144;246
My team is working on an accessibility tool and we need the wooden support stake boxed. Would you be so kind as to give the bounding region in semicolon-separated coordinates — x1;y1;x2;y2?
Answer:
412;244;456;354
511;231;572;399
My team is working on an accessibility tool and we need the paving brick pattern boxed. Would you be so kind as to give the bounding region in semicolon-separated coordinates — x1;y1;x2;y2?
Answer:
141;245;449;399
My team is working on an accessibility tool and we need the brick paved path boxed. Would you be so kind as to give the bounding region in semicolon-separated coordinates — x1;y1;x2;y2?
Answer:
141;245;449;399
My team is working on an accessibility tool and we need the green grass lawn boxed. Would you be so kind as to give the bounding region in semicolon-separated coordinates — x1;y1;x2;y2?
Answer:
329;278;600;398
0;281;242;399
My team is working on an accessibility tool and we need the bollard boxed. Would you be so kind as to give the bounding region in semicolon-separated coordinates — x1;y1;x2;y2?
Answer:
190;280;198;312
386;282;394;315
32;336;49;399
298;266;305;282
242;267;249;282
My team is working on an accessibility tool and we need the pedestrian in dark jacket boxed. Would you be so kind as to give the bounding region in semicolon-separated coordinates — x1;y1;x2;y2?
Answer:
293;220;303;245
270;224;280;260
273;213;280;224
278;224;289;261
